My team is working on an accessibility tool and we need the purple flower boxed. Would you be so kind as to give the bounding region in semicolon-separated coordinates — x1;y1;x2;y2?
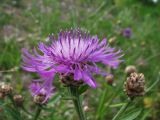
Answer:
122;28;132;38
22;29;123;98
29;81;54;103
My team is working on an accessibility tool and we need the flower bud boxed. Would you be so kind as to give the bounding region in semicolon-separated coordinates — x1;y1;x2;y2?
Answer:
143;97;153;108
122;28;132;38
124;72;145;99
33;94;46;104
0;84;13;95
84;105;89;112
0;107;3;112
108;37;116;45
0;92;5;99
13;94;24;106
105;75;114;85
125;65;137;75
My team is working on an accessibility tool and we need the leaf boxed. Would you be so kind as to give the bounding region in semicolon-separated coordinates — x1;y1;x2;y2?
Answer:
48;93;61;104
61;96;76;100
40;106;55;112
4;106;21;120
140;109;151;120
146;72;160;92
109;103;126;108
0;100;4;105
118;108;142;120
78;84;89;94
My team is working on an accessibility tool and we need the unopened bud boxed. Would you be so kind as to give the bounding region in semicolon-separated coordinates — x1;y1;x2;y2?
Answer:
0;84;13;95
124;72;145;99
0;107;3;112
105;75;114;85
125;65;137;75
84;106;89;112
0;92;5;99
13;95;24;106
108;37;116;45
143;97;153;108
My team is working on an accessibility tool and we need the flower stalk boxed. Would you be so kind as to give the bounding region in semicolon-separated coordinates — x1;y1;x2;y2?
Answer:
69;86;86;120
34;105;42;120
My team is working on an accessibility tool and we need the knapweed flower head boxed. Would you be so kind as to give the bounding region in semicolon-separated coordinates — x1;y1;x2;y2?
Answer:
124;72;145;99
22;29;123;101
122;28;132;38
29;82;54;103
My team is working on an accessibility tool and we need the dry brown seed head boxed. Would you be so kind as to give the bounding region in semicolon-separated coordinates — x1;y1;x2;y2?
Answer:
124;72;145;99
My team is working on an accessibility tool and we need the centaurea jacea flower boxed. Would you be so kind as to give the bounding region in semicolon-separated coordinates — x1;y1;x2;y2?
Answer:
22;29;123;101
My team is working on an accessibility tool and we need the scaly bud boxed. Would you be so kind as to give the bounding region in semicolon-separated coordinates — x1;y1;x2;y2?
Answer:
124;72;145;99
0;84;13;95
105;75;114;85
13;94;24;106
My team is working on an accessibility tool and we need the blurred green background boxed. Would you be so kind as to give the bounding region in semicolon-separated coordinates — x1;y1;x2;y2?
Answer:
0;0;160;120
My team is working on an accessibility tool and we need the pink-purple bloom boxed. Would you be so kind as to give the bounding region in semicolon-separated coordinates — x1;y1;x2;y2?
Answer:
122;28;132;38
29;82;54;102
22;29;123;100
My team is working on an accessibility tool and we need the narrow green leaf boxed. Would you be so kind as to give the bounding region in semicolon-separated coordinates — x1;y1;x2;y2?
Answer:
118;108;142;120
140;109;151;120
4;106;21;120
109;103;126;108
48;93;61;104
146;72;160;92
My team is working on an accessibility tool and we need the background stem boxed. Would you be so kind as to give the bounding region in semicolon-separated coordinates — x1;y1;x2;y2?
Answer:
112;99;132;120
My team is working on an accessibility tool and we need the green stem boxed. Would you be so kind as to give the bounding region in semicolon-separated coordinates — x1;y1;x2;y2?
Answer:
69;86;87;120
21;106;34;116
112;99;132;120
7;94;22;120
34;105;42;120
8;94;16;107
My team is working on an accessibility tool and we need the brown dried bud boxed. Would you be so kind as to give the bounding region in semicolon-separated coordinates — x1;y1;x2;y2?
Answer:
0;84;13;95
0;107;3;112
108;37;116;45
84;105;89;112
60;74;83;87
125;65;137;75
33;94;46;104
124;72;145;99
13;95;24;106
105;75;114;85
0;92;5;99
